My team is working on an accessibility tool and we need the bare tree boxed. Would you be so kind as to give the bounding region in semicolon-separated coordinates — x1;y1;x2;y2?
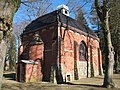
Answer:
64;0;90;14
20;0;52;21
13;0;52;45
95;0;115;88
0;0;20;89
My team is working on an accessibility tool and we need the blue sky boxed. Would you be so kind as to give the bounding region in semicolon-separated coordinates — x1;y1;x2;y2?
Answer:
13;0;94;29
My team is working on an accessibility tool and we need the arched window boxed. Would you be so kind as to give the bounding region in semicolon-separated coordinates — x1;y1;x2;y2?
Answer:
79;41;86;61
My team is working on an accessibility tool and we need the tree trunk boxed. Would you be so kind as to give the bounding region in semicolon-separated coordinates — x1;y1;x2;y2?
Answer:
0;40;7;89
103;31;115;88
95;0;115;88
0;0;20;89
102;10;115;88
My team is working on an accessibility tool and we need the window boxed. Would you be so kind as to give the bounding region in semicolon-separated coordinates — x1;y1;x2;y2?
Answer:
79;41;86;60
65;10;68;14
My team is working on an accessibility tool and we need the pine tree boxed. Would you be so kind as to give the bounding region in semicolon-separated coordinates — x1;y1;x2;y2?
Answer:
75;8;87;25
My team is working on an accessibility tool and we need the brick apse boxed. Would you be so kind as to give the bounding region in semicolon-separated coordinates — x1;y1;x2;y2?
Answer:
17;10;103;83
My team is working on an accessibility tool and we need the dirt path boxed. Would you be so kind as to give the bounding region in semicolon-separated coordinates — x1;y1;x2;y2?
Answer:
1;72;120;90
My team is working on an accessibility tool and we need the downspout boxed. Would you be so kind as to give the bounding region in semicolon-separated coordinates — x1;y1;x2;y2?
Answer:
56;11;64;83
56;10;64;71
57;11;60;71
86;27;90;77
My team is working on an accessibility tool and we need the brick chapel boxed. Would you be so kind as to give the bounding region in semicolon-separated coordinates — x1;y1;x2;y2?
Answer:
17;5;103;83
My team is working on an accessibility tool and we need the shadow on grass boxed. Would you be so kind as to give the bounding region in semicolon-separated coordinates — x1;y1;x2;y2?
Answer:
3;72;16;80
64;82;103;88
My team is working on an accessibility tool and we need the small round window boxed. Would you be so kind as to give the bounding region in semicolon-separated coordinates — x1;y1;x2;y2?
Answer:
65;10;68;14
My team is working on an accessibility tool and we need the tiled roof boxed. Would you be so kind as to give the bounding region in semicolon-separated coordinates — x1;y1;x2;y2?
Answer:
22;10;97;38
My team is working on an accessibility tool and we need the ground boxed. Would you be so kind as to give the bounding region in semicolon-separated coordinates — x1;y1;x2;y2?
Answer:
1;71;120;90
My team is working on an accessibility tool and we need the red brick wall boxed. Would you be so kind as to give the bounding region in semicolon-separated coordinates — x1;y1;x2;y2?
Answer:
58;26;102;80
25;63;42;82
29;44;43;60
19;24;102;82
38;26;58;81
21;25;58;81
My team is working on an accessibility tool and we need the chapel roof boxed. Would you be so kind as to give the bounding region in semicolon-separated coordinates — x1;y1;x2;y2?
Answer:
22;10;98;38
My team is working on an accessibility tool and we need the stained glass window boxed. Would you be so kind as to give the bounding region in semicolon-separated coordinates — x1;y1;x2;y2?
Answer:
79;42;86;60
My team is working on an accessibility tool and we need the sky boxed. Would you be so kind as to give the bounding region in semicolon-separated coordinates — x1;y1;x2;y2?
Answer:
13;0;94;29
